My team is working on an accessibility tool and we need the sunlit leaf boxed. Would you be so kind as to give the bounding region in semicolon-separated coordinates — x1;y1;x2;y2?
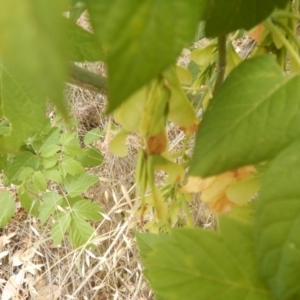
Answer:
72;199;103;220
190;55;300;177
39;192;63;225
69;216;95;247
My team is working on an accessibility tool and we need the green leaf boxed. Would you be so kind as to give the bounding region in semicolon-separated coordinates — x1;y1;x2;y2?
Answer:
190;55;300;177
42;155;59;169
135;231;171;266
205;0;289;37
44;169;63;184
64;173;99;197
69;216;95;247
18;188;40;216
83;128;103;145
52;211;72;245
72;199;103;220
36;127;60;153
226;175;262;205
75;147;103;167
0;62;48;151
18;167;35;181
40;144;61;158
0;0;68;116
65;18;105;62
5;151;40;184
109;129;129;157
255;138;300;300
60;157;84;178
87;0;207;112
142;217;271;300
39;192;63;225
63;143;85;156
32;171;47;191
0;191;15;227
69;0;87;23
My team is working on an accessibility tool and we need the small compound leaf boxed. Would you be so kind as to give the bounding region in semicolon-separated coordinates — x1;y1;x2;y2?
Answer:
32;171;47;191
44;169;63;184
40;144;61;158
72;199;103;220
18;189;40;216
5;151;40;184
0;191;15;227
83;128;103;145
59;157;84;178
256;138;300;300
69;216;95;247
143;217;271;300
190;55;300;177
76;147;104;167
52;212;72;246
64;173;99;198
39;192;63;225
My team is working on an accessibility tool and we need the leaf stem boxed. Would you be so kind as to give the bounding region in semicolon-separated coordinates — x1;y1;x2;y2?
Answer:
263;18;300;69
67;64;108;94
273;11;300;21
214;35;227;92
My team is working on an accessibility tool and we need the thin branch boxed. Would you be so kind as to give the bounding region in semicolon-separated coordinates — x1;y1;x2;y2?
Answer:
214;35;227;92
67;64;108;94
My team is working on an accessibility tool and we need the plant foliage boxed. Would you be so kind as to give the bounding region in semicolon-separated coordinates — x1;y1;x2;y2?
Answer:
1;0;300;298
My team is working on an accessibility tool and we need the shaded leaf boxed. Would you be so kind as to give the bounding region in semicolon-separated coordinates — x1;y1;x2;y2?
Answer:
205;0;289;37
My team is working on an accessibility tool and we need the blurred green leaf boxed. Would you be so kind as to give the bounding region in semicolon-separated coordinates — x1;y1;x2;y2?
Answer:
83;128;102;145
87;0;207;111
0;0;69;116
5;151;40;184
205;0;289;37
65;18;105;62
60;157;84;177
256;138;300;300
0;191;15;227
76;147;103;167
141;217;271;300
